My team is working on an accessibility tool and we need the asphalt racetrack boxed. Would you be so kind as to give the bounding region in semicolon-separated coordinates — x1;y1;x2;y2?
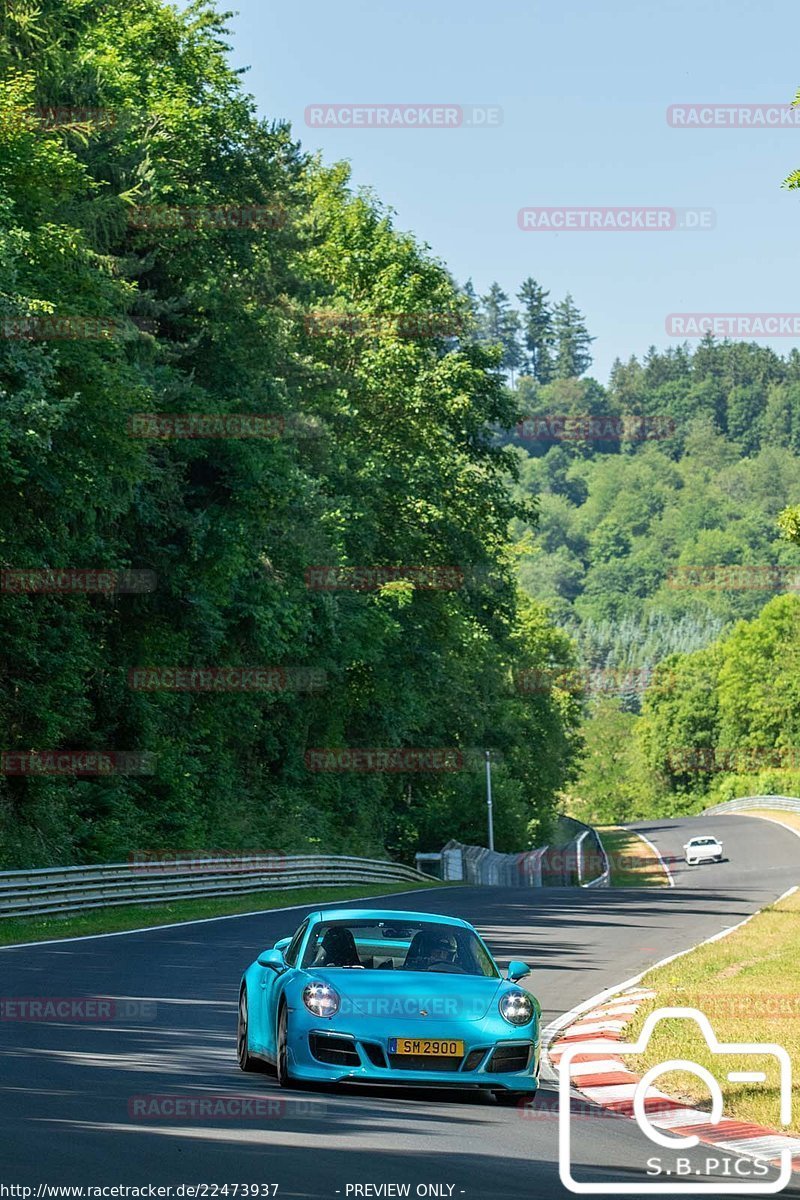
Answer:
1;815;798;1199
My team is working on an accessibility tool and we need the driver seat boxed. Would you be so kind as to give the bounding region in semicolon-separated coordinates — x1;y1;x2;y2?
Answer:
404;929;445;969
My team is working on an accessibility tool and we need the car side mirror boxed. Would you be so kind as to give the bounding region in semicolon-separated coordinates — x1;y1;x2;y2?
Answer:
257;948;287;971
507;960;531;982
273;936;292;954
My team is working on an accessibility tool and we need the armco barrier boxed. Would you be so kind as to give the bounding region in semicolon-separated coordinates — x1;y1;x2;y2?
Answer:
0;854;433;920
702;794;800;815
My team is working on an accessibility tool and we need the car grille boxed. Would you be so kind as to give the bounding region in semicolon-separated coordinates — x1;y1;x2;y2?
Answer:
487;1044;531;1073
363;1042;388;1068
387;1054;463;1072
309;1033;360;1066
462;1048;487;1071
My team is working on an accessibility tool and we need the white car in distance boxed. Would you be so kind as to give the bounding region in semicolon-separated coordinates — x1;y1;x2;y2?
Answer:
684;835;724;865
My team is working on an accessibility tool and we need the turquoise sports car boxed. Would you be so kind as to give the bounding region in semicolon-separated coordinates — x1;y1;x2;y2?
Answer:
237;908;540;1102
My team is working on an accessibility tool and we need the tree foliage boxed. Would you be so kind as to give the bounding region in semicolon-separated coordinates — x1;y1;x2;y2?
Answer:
464;278;594;382
0;0;582;866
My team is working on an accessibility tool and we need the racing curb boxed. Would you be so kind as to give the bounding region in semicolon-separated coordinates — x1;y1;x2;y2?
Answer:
548;987;800;1173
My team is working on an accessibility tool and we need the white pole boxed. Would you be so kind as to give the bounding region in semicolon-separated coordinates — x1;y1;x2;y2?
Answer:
485;749;494;851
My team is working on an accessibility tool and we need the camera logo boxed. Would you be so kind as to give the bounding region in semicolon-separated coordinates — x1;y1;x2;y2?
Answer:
558;1007;793;1194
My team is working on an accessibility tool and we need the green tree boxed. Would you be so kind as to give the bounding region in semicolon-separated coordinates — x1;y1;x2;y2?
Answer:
568;699;654;825
0;0;582;866
517;276;554;383
479;282;523;379
779;506;800;544
552;292;594;378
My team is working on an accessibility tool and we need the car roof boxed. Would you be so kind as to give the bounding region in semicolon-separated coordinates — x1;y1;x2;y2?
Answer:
305;908;472;929
689;835;718;842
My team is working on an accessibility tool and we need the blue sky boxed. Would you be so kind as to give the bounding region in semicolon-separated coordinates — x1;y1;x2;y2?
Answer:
197;0;800;381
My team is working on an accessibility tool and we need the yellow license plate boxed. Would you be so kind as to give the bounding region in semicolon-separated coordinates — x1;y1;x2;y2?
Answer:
389;1038;464;1056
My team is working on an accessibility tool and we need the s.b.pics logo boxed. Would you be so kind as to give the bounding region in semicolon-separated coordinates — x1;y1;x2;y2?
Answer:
558;1008;794;1194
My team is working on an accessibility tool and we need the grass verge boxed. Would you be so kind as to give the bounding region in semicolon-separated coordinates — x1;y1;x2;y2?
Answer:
623;886;800;1133
736;808;800;835
0;880;442;947
597;825;670;886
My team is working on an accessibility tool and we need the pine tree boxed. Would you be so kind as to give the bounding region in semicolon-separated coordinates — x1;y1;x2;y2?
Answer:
517;277;554;383
552;293;595;378
480;282;523;381
460;278;482;342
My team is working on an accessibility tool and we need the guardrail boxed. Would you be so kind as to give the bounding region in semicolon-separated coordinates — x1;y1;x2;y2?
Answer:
0;854;434;920
702;794;800;815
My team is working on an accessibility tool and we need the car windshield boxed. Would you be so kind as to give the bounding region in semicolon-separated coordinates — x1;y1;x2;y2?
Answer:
692;838;716;845
300;919;499;976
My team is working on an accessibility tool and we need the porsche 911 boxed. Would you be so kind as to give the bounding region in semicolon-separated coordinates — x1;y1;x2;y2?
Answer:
237;908;540;1102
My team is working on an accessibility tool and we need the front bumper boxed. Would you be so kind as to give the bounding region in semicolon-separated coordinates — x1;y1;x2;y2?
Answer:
285;1014;540;1092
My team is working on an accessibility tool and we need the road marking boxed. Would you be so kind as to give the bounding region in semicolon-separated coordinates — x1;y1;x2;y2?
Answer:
583;1004;641;1017
630;829;675;887
561;1018;629;1035
652;1107;720;1128
564;1058;634;1076
734;812;800;841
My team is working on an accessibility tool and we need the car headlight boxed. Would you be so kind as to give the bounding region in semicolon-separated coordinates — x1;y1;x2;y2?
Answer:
499;990;534;1026
303;982;340;1017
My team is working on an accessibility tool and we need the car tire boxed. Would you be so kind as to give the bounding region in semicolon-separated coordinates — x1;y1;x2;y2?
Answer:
237;987;268;1073
493;1090;535;1107
276;1002;291;1087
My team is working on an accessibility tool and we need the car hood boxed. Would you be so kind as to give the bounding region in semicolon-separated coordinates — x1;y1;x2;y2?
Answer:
305;967;506;1020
